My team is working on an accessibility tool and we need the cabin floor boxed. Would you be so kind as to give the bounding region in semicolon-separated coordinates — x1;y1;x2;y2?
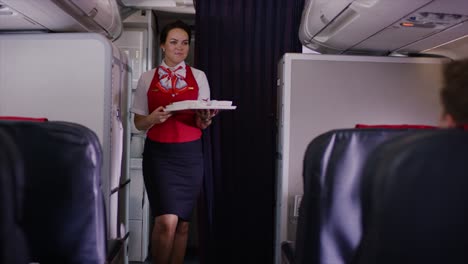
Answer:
130;256;198;264
130;248;199;264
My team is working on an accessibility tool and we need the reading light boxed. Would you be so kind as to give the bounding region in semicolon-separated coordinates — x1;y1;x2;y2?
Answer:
401;22;415;27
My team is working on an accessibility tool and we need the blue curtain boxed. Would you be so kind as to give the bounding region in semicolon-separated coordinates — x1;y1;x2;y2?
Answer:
195;0;304;262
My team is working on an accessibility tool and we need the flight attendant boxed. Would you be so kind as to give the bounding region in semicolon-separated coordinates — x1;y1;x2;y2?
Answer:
131;20;215;264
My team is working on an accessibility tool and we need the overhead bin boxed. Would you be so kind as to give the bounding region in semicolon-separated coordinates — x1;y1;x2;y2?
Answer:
53;0;123;40
299;0;468;55
0;0;86;32
0;3;47;31
0;0;122;40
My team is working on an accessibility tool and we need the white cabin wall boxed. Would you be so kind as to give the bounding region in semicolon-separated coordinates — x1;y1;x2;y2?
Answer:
0;33;131;247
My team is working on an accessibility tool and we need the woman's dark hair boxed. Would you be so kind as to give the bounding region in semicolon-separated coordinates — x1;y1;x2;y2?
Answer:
440;59;468;124
160;20;191;44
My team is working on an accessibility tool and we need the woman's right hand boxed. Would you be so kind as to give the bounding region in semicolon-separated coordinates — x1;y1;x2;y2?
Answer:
134;106;172;131
148;106;172;125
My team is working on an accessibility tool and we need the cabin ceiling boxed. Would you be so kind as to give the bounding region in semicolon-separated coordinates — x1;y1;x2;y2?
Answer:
0;0;195;39
299;0;468;58
0;0;123;39
422;35;468;59
117;0;195;15
2;0;468;58
116;0;196;32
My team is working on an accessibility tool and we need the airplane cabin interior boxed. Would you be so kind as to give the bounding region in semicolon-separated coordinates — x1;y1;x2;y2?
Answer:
1;0;468;264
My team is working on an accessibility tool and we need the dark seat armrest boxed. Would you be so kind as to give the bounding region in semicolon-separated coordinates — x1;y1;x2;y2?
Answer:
281;240;295;264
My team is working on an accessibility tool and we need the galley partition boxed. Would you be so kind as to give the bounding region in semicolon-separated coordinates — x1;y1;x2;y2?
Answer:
275;53;449;262
0;33;131;257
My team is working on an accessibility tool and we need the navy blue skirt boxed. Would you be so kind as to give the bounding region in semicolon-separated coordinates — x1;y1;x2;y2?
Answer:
142;138;204;221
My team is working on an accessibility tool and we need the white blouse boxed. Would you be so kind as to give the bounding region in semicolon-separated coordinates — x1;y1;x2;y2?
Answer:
131;60;210;116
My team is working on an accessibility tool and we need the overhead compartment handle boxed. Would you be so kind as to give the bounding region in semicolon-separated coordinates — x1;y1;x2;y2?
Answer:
314;0;380;42
353;0;380;9
315;7;360;42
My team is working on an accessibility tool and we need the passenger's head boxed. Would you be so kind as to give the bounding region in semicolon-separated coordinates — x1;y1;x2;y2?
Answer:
160;20;191;67
440;59;468;127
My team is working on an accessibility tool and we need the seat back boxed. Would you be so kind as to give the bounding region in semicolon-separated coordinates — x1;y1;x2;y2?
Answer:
0;129;29;264
296;128;426;264
0;121;107;264
355;129;468;264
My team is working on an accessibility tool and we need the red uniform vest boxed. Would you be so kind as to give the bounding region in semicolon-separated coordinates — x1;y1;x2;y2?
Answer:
146;65;201;143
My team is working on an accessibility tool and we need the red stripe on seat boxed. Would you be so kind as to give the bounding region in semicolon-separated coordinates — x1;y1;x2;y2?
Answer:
0;116;48;122
355;124;437;129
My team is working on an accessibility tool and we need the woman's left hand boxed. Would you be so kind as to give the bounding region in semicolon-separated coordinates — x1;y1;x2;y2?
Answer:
196;109;218;121
195;109;218;129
